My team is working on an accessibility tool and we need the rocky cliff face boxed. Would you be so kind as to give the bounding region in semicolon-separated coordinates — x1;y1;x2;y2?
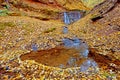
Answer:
8;0;104;11
3;0;104;21
33;0;105;9
69;0;120;59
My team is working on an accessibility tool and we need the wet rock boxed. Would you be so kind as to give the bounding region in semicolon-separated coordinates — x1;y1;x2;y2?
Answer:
31;43;38;51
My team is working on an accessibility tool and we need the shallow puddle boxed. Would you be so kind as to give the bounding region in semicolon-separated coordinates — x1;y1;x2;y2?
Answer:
20;46;87;68
20;47;120;71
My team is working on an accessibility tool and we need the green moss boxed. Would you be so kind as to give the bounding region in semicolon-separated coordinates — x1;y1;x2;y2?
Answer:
102;72;116;79
0;9;9;16
90;13;102;21
0;22;16;30
44;28;56;33
110;73;115;77
103;72;110;77
0;32;3;37
22;24;33;33
10;0;20;5
81;0;104;8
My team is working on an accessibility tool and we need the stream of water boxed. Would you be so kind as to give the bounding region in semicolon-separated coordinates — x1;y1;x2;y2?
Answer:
21;10;98;72
62;10;98;71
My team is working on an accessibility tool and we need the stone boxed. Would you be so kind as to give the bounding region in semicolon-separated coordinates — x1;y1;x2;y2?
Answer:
31;43;38;51
63;26;68;34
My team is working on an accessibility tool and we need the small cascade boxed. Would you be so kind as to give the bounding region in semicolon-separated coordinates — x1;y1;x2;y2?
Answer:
62;38;89;58
62;10;89;58
62;10;83;34
63;12;70;25
61;10;98;72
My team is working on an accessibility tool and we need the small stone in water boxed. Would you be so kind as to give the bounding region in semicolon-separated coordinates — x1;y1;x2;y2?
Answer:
63;26;68;34
59;64;64;69
67;57;76;67
31;43;38;51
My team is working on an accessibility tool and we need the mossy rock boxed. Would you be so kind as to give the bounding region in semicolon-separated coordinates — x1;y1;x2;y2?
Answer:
0;9;9;16
81;0;105;8
0;22;16;30
44;28;56;33
90;13;103;21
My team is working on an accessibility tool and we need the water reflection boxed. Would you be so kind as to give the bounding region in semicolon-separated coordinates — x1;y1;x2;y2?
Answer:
80;59;98;72
67;57;77;67
21;45;99;73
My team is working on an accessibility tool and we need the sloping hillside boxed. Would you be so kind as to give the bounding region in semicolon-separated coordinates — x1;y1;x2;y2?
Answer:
69;0;120;59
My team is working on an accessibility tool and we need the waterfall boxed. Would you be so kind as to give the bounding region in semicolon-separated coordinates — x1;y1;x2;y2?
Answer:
63;11;81;25
63;12;70;25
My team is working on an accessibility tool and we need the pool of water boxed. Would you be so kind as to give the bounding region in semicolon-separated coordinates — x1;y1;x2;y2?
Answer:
20;46;120;72
20;46;88;68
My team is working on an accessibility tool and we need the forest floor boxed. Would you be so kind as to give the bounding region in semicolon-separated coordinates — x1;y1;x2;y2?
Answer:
0;0;120;80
